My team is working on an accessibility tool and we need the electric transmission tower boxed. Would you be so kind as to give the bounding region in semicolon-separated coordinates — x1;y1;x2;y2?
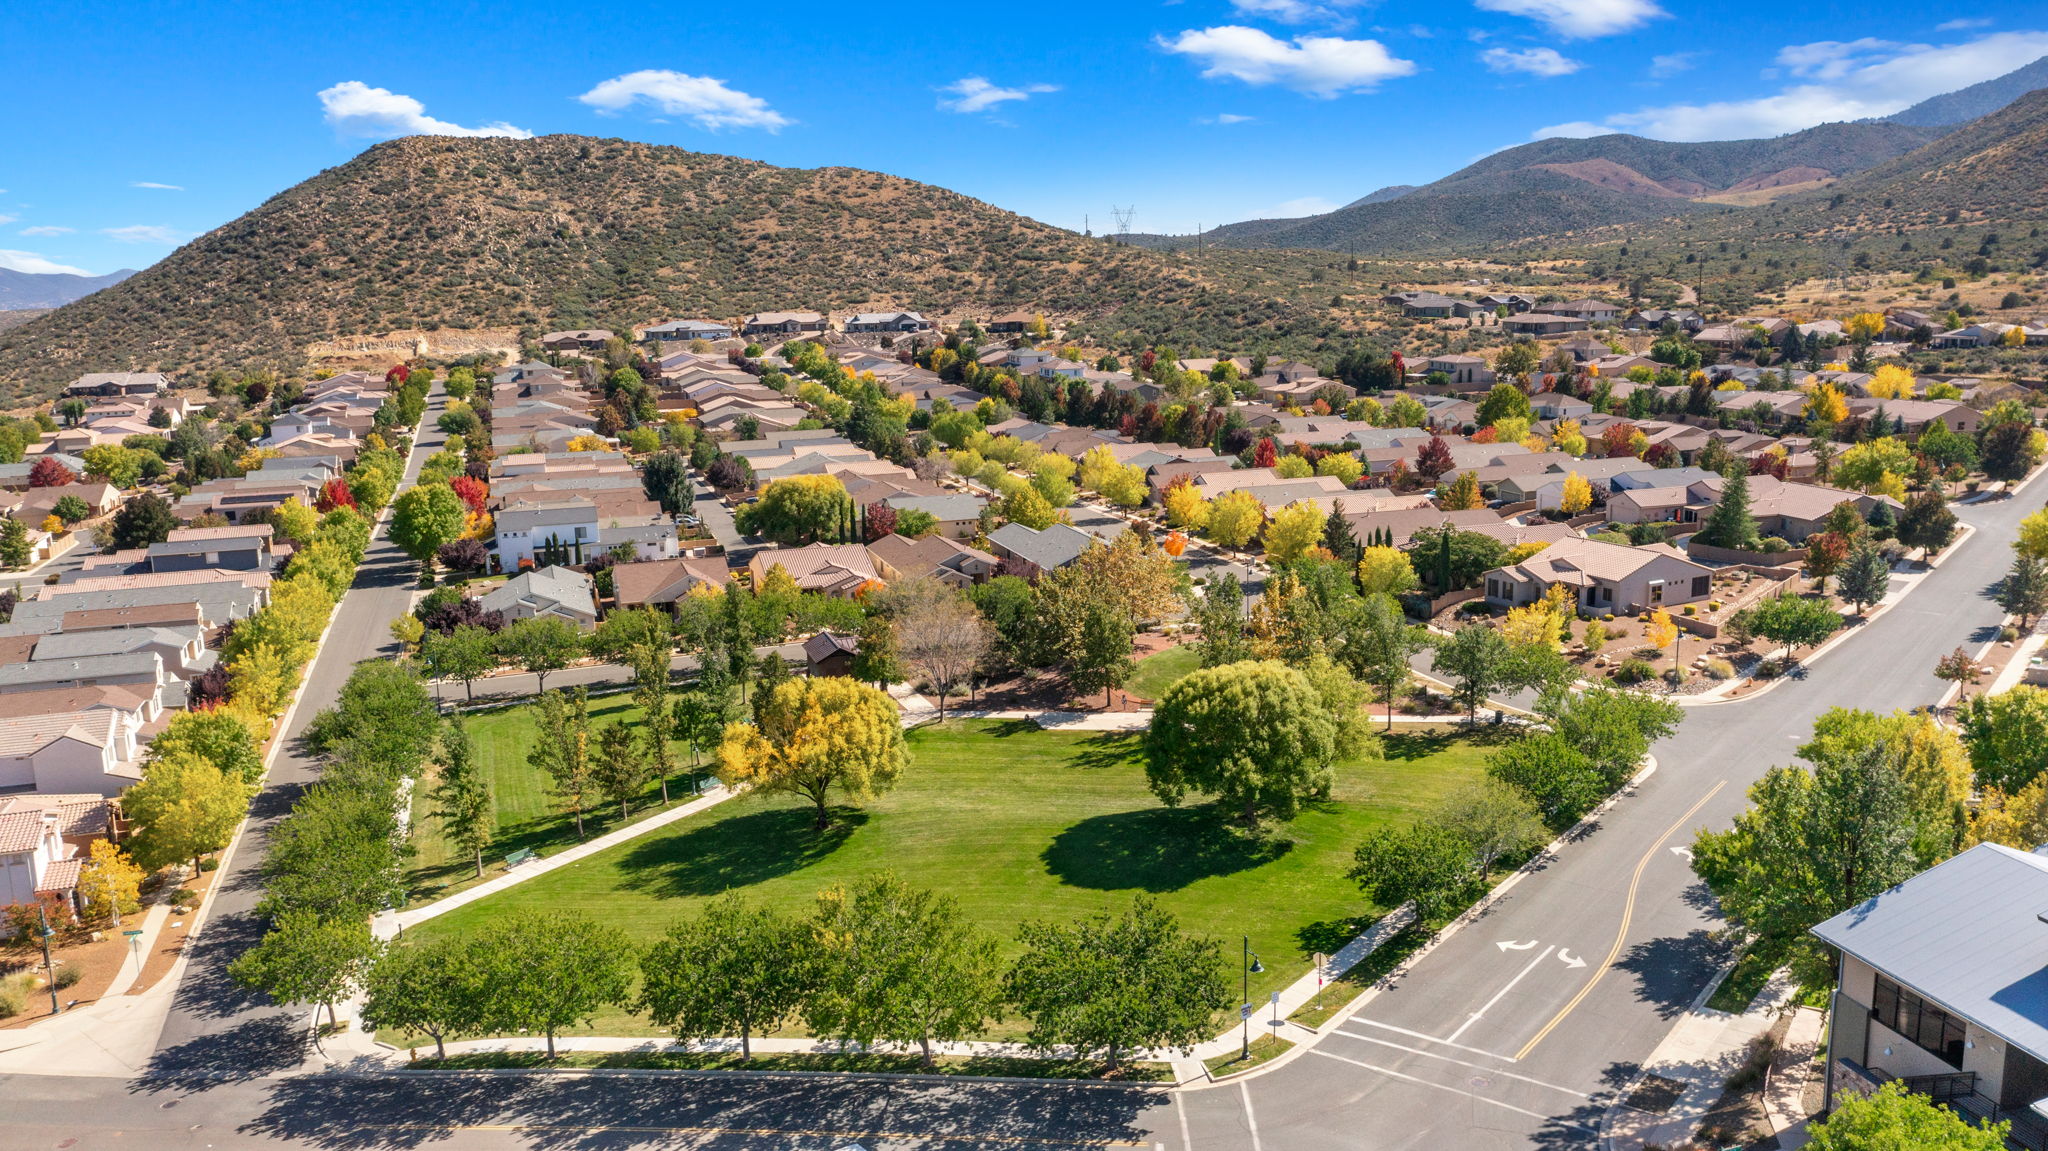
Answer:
1111;206;1135;239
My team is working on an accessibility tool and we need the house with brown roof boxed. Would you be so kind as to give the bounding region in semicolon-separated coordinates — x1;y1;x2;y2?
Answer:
748;544;881;597
802;632;859;677
986;311;1036;334
1483;537;1713;614
865;534;999;589
1503;313;1590;337
0;793;114;909
611;556;732;610
539;329;615;352
743;311;829;337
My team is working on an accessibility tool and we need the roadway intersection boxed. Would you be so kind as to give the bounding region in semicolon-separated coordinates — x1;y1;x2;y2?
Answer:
0;468;2035;1149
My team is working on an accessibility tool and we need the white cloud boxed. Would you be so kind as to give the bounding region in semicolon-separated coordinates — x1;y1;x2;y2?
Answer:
100;225;181;244
0;250;92;276
1650;51;1699;76
1159;26;1417;96
0;215;14;227
319;81;531;140
19;225;72;236
1474;0;1667;38
1200;112;1257;124
131;181;183;191
1482;46;1583;75
937;76;1059;115
577;70;790;132
1937;17;1993;31
1537;29;2048;140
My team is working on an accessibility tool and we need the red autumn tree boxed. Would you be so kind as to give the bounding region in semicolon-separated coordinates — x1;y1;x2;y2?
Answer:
385;363;411;383
315;478;357;513
28;458;76;488
1600;422;1640;459
1414;435;1455;482
449;475;489;515
863;501;898;542
1644;441;1678;468
1252;437;1278;468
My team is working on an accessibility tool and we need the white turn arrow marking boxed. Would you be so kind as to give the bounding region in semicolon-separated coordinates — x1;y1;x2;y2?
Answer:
1557;949;1587;969
1449;945;1557;1043
1497;939;1539;951
1670;846;1694;861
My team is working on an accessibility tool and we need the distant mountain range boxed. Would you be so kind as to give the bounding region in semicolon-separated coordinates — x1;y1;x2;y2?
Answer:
0;267;134;309
1142;54;2048;256
1882;54;2048;127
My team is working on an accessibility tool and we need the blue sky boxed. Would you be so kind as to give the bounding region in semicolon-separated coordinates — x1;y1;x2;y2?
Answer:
7;0;2048;278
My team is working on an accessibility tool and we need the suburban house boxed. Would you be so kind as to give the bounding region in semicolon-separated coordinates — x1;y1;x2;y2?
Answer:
1494;457;1655;505
1607;475;1899;541
802;632;859;678
986;522;1096;580
0;709;142;797
1549;299;1622;323
642;319;735;342
1625;309;1705;332
986;311;1036;334
748;544;881;597
881;493;985;540
66;372;169;398
1482;537;1713;613
493;500;599;571
1425;354;1496;388
1502;313;1590;337
539;329;614;352
843;311;932;334
146;525;276;573
611;556;732;611
743;311;829;337
1529;391;1594;420
1812;842;2048;1144
0;794;113;910
477;566;598;629
866;533;999;589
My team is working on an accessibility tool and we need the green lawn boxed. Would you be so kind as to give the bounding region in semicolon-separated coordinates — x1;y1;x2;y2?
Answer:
1127;644;1200;701
406;694;714;903
404;718;1497;1040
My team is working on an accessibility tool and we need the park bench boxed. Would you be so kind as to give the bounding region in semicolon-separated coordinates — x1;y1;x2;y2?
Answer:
503;847;538;870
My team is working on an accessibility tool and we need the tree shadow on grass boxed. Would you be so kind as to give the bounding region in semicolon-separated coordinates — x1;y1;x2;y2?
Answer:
1379;725;1516;759
1067;731;1143;771
1043;805;1289;892
615;805;868;899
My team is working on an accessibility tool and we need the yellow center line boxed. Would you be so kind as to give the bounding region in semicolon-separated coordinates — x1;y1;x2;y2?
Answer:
1512;779;1727;1062
360;1121;1147;1146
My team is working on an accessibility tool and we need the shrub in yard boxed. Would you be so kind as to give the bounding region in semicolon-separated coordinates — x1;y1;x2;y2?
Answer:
1602;613;1615;622
1709;600;1724;611
52;963;81;989
1613;659;1656;685
0;974;29;1018
1759;536;1791;552
2002;625;2021;642
1683;605;1696;616
1703;658;1737;680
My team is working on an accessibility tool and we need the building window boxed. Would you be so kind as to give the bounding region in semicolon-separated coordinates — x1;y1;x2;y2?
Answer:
1871;974;1966;1068
1691;576;1710;597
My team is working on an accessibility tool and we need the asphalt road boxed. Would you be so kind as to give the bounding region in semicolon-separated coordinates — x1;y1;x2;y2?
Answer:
147;385;450;1080
1151;487;2037;1150
0;473;2029;1149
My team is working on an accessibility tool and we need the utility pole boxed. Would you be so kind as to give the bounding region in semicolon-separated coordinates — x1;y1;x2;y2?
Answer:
37;904;60;1016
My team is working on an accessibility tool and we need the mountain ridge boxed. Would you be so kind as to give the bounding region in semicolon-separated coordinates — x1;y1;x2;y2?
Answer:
0;267;136;309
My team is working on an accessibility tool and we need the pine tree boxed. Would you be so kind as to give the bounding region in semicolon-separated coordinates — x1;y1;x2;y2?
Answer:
1698;465;1759;551
430;715;494;877
2000;554;2048;629
1836;538;1891;616
1321;500;1361;564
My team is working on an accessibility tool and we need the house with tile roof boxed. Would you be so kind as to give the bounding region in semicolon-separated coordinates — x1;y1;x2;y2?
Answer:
1482;537;1712;614
477;566;598;629
0;793;114;909
748;544;881;597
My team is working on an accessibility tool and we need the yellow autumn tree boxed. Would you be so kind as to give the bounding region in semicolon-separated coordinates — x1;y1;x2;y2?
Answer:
1263;500;1328;563
1558;471;1593;515
1163;483;1212;530
1867;364;1916;400
1805;382;1849;426
1504;540;1552;564
75;840;144;924
1970;775;2048;850
1491;416;1530;444
1843;312;1886;341
1315;453;1364;485
1273;454;1314;480
1205;490;1266;549
1357;546;1418;597
1645;608;1678;654
1551;419;1587;457
1440;471;1484;511
1503;583;1574;650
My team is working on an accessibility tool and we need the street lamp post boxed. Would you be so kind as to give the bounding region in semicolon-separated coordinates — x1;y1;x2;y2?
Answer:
37;904;59;1016
1241;936;1263;1059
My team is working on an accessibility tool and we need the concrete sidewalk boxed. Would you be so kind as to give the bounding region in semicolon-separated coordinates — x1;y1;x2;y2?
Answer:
374;783;740;939
1603;969;1799;1150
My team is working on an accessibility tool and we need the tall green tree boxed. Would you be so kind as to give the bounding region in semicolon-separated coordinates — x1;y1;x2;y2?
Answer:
1959;686;2048;794
228;910;380;1030
360;936;479;1060
631;643;677;803
1836;538;1892;616
638;895;810;1060
1487;732;1610;829
1068;600;1136;707
1697;465;1760;551
1807;1081;2008;1150
1746;594;1843;655
389;482;467;568
1537;687;1682;790
122;752;250;873
2000;553;2048;628
1435;622;1512;720
803;874;1006;1068
1897;488;1957;554
1005;896;1229;1070
260;782;406;918
421;623;499;702
496;616;584;694
429;716;494;878
1346;594;1432;730
529;688;594;839
1693;743;1920;983
112;492;177;550
592;720;653;820
1350;821;1478;923
473;911;636;1059
1143;659;1339;827
1194;574;1252;667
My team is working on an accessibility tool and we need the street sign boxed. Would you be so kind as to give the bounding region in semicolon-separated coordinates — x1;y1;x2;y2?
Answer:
1240;1003;1253;1020
1270;991;1281;1004
122;929;143;936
